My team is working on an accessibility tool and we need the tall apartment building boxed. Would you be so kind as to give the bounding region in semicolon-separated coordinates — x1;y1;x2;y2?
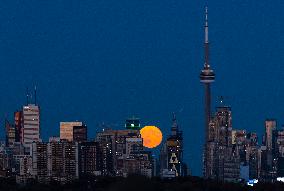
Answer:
78;141;102;176
32;142;48;183
32;140;79;184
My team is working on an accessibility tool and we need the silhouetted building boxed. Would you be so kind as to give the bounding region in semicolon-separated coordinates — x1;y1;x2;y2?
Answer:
73;125;87;142
78;141;102;176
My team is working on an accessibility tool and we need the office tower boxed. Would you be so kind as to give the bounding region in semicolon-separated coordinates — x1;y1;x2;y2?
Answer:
14;111;24;143
264;119;277;150
215;106;233;147
160;114;184;178
244;132;259;179
216;105;240;182
200;7;215;178
232;130;247;163
258;119;277;181
60;122;87;142
232;130;259;180
5;119;15;146
23;104;40;148
205;101;241;182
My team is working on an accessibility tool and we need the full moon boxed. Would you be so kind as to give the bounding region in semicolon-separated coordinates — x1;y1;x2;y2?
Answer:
140;126;163;148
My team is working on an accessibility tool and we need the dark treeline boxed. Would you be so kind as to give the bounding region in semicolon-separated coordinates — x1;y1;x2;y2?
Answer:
1;176;284;191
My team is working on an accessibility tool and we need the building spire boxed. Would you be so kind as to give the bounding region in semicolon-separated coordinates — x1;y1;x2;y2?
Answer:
171;112;178;135
204;6;210;69
205;6;209;43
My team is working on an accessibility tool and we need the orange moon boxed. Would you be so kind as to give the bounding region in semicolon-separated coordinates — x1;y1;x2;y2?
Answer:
140;126;163;148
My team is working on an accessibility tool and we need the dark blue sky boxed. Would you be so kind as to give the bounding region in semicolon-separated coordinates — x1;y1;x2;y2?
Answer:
0;0;283;176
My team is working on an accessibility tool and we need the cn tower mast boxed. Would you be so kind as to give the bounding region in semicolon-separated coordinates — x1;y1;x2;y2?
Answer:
200;7;215;178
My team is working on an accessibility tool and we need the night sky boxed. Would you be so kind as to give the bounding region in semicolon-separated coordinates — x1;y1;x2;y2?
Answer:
0;0;283;176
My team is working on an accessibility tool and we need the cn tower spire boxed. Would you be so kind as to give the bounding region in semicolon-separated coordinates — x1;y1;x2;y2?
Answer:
200;6;215;178
204;6;210;69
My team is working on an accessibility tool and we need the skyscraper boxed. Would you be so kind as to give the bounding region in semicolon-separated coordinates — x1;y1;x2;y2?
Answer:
14;111;24;143
264;119;277;150
23;104;40;149
160;114;184;178
5;119;15;146
200;7;215;178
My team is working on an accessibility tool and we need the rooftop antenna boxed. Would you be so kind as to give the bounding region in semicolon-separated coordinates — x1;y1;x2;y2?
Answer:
34;85;37;105
26;87;29;105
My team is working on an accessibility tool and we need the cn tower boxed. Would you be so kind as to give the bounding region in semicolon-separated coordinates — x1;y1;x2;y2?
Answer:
200;7;215;177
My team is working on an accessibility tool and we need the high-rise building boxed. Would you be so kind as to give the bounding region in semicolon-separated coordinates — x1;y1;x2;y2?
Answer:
32;140;79;184
5;119;15;147
200;7;215;178
32;142;48;183
60;122;87;142
204;102;241;182
160;114;185;178
78;141;102;177
264;119;277;150
23;104;40;148
258;119;277;181
14;111;24;143
96;127;153;177
215;106;233;147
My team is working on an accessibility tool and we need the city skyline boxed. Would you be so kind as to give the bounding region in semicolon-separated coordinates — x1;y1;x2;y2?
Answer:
0;1;283;176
